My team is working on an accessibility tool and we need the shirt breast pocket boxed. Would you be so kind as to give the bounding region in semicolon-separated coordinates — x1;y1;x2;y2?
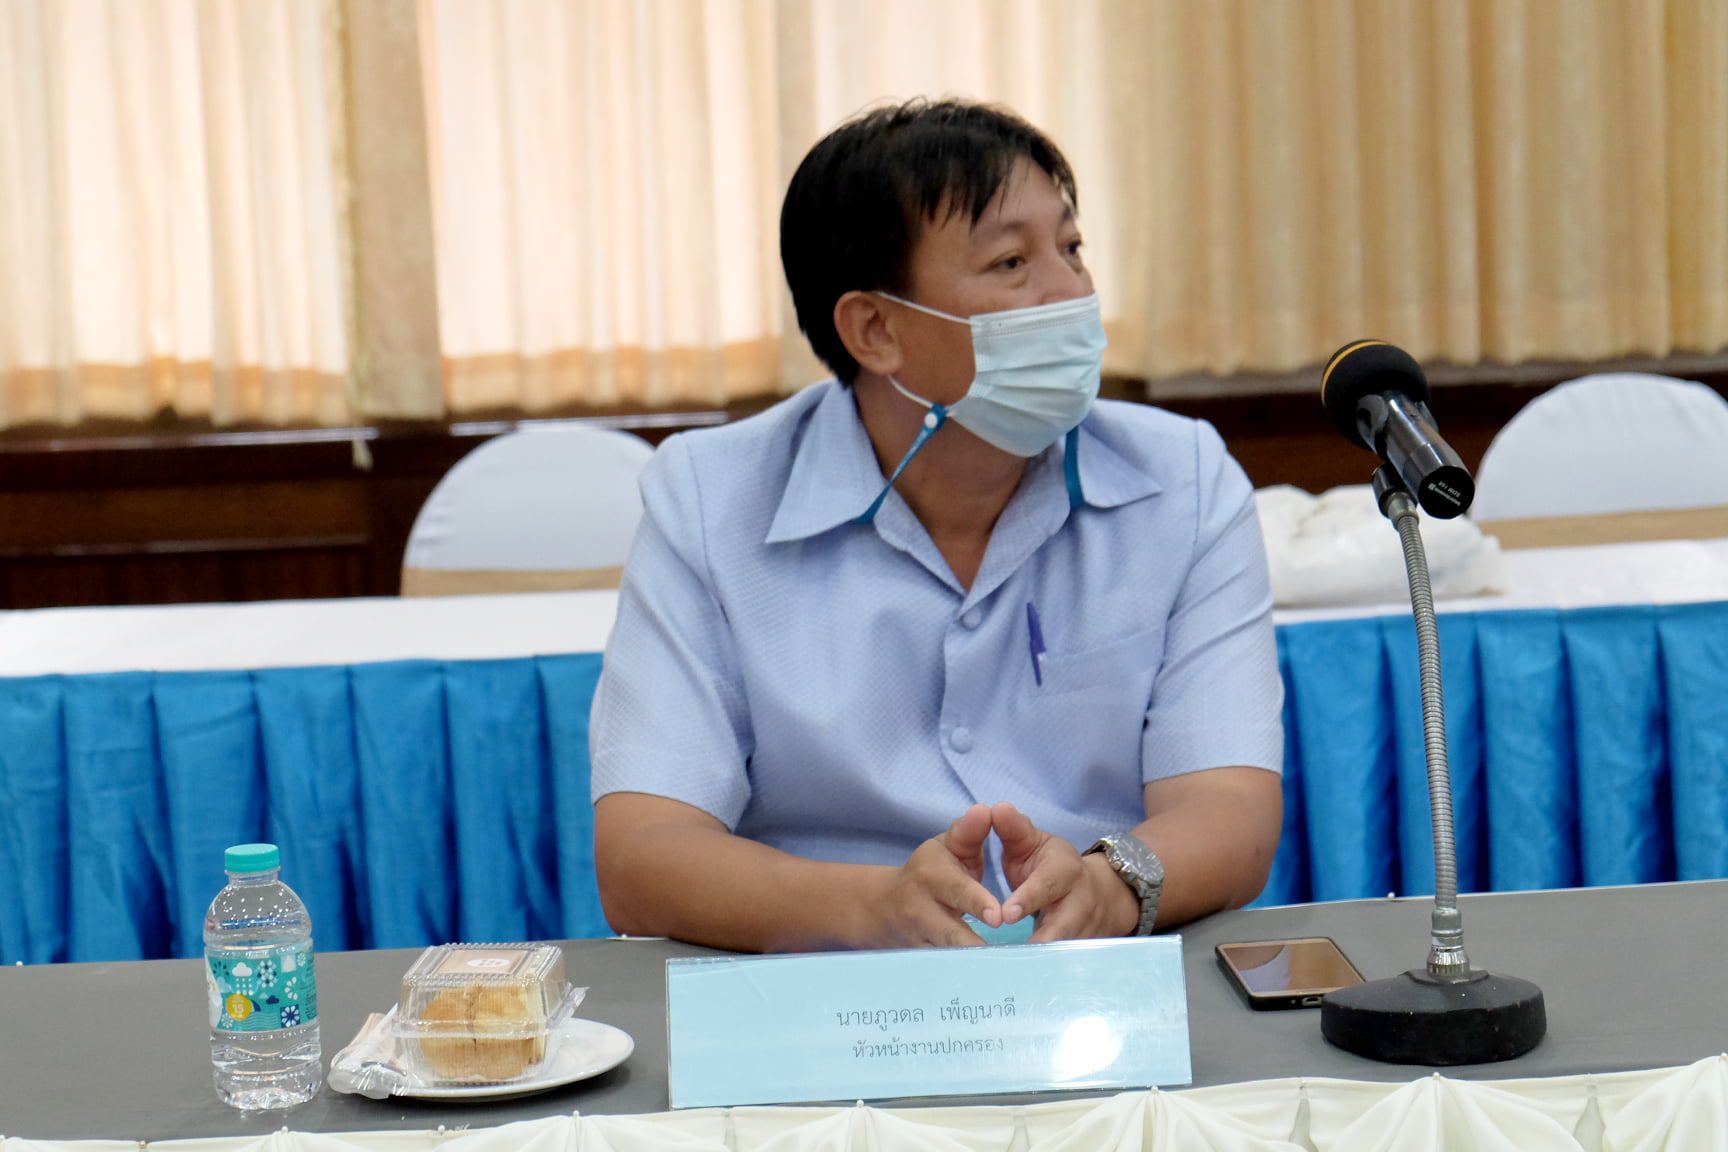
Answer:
1028;624;1166;698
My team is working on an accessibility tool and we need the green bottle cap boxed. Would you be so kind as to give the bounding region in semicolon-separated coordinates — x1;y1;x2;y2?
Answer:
224;843;280;873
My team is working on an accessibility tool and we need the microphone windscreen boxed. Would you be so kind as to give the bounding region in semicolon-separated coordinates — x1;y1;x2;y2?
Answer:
1322;340;1430;448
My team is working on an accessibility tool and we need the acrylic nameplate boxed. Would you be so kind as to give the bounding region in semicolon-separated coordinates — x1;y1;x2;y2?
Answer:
665;936;1189;1108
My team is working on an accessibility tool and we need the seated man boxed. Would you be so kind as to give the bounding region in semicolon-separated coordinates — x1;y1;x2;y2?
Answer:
590;99;1284;952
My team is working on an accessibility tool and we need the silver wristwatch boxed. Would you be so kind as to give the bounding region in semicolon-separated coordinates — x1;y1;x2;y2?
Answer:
1084;832;1165;936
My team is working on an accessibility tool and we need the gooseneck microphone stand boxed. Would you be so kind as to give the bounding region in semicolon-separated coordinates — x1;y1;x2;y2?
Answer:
1318;465;1546;1065
1382;468;1470;978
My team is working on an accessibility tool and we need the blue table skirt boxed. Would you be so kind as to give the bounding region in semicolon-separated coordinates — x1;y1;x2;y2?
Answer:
4;603;1727;964
0;657;607;964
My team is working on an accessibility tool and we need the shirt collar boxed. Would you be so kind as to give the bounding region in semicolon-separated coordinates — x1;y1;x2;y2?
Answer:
1069;418;1164;509
765;382;886;544
765;382;1162;545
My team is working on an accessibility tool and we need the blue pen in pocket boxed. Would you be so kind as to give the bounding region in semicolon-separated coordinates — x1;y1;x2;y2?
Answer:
1026;601;1046;686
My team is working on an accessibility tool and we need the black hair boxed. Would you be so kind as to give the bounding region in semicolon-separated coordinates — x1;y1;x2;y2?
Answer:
779;98;1078;384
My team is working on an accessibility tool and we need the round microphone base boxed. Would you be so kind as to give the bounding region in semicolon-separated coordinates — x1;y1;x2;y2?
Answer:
1320;968;1545;1066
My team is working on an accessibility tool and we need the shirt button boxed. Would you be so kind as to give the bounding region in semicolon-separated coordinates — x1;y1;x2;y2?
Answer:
961;609;982;630
950;726;974;753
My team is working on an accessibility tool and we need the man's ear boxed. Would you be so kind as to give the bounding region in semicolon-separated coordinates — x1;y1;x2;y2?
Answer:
833;291;903;378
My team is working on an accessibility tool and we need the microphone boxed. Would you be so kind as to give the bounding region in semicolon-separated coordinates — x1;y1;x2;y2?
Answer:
1321;340;1474;519
1315;338;1546;1067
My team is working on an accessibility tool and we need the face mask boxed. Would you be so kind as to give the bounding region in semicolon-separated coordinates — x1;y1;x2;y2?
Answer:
857;293;1105;523
878;291;1106;456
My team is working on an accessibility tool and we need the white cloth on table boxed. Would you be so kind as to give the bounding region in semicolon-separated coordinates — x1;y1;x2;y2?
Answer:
0;591;620;677
10;1055;1725;1151
1256;484;1505;609
4;536;1728;677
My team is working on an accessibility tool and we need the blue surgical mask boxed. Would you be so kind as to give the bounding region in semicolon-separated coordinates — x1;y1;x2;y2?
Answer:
878;292;1107;456
856;293;1106;523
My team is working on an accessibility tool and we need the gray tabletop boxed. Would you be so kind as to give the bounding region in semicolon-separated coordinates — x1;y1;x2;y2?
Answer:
4;881;1725;1140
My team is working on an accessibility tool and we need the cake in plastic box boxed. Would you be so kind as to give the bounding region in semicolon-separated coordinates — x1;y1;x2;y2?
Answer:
395;943;572;1083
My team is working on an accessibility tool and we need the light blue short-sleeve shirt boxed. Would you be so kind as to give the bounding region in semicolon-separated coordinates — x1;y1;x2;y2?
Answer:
590;379;1283;897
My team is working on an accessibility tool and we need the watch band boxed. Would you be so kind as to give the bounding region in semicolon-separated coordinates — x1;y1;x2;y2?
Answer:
1085;832;1165;936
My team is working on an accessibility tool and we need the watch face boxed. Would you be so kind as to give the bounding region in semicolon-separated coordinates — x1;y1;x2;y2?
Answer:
1106;837;1160;886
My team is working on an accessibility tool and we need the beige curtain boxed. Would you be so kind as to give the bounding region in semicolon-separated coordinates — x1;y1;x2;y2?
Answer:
6;1;1725;427
1110;0;1728;386
0;0;351;430
418;0;784;411
425;0;1728;412
420;0;1116;410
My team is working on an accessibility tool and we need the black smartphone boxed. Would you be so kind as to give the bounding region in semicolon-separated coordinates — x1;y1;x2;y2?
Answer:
1215;937;1365;1010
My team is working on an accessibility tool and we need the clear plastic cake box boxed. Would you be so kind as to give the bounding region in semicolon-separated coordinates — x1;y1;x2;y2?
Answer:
392;943;574;1085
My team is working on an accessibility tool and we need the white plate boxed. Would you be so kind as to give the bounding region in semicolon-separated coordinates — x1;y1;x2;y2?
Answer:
396;1018;635;1100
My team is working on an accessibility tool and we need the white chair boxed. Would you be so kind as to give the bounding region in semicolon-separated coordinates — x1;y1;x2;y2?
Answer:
1470;373;1728;546
401;422;655;596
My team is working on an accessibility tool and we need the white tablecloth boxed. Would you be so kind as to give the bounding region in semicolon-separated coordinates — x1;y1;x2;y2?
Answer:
1272;536;1728;625
0;590;620;677
4;538;1728;678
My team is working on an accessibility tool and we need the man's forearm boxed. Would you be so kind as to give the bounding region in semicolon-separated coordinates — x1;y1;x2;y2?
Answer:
596;795;895;952
1134;766;1283;929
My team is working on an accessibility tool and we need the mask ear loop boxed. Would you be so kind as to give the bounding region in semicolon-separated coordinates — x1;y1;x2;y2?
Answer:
863;414;1080;523
858;404;949;524
1063;426;1084;509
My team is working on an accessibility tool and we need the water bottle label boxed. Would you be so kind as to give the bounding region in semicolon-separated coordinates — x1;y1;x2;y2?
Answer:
208;943;318;1032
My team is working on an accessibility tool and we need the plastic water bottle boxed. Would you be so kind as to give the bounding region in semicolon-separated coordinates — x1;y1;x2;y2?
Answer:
204;843;322;1109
